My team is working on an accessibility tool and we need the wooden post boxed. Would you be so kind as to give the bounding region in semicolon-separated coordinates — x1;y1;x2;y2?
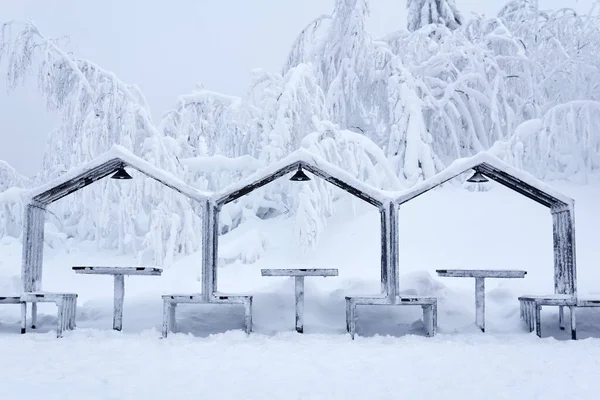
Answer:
551;206;576;296
535;303;542;337
295;276;305;333
113;274;125;331
379;207;389;295
21;203;46;293
202;200;219;301
169;303;177;332
20;302;26;334
570;306;576;340
389;203;399;300
244;297;253;334
380;202;397;299
162;301;169;338
475;277;485;332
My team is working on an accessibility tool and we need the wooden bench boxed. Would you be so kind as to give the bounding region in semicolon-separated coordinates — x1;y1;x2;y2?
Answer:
20;292;78;338
345;295;437;339
518;295;577;339
161;293;253;338
0;296;25;333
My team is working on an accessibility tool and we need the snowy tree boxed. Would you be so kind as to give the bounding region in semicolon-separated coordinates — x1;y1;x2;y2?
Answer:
0;21;200;265
406;0;463;32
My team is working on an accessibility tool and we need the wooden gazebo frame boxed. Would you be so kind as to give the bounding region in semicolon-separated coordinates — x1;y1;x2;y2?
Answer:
21;145;209;326
390;152;577;337
206;149;392;299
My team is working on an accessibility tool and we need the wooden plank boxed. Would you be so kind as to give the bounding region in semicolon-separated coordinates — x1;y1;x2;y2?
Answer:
113;275;125;331
33;159;122;205
295;276;304;333
518;295;576;306
0;296;22;304
22;203;45;292
301;163;382;207
217;163;299;206
72;266;162;276
552;207;576;296
476;164;561;208
475;277;485;332
436;269;527;278
577;299;600;307
261;268;338;277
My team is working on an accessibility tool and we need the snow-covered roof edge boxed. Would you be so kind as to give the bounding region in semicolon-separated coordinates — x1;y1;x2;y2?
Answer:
26;145;210;205
212;148;390;207
391;152;574;207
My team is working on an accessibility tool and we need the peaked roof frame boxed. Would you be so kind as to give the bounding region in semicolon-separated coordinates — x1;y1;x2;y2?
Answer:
27;145;210;206
390;152;577;297
21;145;209;294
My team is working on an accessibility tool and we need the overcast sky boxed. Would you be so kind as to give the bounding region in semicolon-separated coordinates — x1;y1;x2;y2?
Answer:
0;0;593;177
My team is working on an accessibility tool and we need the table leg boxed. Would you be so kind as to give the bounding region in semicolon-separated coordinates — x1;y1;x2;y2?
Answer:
295;276;304;333
113;275;125;331
475;277;485;332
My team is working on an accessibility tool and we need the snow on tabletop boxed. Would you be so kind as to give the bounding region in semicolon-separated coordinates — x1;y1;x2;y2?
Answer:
212;148;391;206
25;145;210;205
390;152;575;207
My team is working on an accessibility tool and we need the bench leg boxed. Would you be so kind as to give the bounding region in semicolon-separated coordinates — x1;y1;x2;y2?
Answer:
161;301;170;338
20;302;27;334
570;306;576;340
113;275;125;331
346;300;356;340
432;303;437;336
31;302;37;329
244;297;253;334
535;304;542;338
56;300;65;338
294;276;304;333
168;303;177;332
72;297;78;329
475;277;485;332
422;305;433;337
559;306;565;330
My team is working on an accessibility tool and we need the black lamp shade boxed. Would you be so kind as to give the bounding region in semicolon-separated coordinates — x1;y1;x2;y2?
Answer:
289;166;310;182
466;170;489;183
111;166;133;180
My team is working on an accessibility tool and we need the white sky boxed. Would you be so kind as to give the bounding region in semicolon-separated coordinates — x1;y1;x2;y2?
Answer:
0;0;594;176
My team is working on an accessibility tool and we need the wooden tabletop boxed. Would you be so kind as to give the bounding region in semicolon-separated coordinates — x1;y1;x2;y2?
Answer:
72;266;163;276
436;269;527;278
261;268;339;277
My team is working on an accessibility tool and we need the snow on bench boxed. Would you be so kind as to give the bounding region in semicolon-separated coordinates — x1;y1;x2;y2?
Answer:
518;294;577;339
261;268;338;333
20;292;77;338
161;293;253;338
345;295;437;339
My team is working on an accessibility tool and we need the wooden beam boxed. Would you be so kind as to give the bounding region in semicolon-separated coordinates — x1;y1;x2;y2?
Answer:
301;163;382;207
552;206;577;296
33;159;122;205
21;203;46;292
217;162;300;206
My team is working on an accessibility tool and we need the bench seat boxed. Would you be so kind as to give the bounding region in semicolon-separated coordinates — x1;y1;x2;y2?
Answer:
21;292;78;338
0;296;22;304
161;293;253;337
518;295;576;339
345;295;437;339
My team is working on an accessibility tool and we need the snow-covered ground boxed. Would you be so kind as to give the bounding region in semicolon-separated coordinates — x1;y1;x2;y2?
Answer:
2;181;600;399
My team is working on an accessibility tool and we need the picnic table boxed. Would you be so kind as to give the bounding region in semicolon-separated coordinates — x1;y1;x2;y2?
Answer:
436;269;527;332
261;268;338;333
72;266;162;331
